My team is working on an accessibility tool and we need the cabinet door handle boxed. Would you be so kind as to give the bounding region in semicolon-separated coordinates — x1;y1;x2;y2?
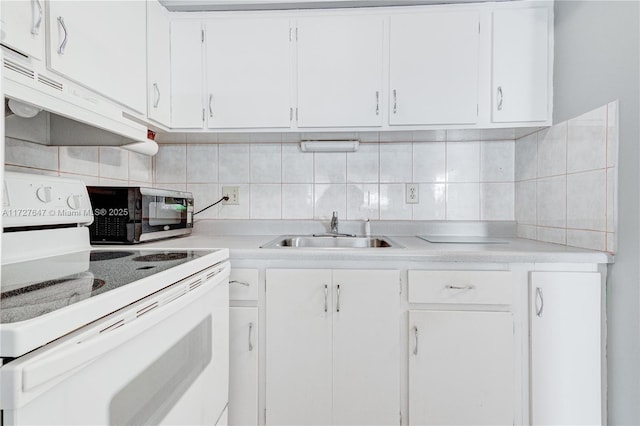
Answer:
57;16;68;54
497;86;503;111
208;94;213;118
375;91;380;116
32;0;43;35
413;326;419;356
153;83;160;108
336;284;341;312
393;89;398;114
324;284;328;313
229;280;250;287
248;322;254;351
445;284;475;291
535;287;544;317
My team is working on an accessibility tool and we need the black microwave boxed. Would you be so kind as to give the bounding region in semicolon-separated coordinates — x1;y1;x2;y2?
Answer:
87;186;194;244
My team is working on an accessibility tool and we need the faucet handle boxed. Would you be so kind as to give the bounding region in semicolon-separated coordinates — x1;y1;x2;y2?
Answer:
332;211;338;219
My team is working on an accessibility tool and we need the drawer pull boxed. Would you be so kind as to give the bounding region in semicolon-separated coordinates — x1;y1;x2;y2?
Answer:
336;284;341;312
229;280;250;287
445;284;475;291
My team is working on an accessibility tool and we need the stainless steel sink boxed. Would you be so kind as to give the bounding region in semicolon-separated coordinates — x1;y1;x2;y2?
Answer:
261;235;402;249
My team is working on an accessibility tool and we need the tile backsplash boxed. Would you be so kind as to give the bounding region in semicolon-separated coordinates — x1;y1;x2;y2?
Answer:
3;106;618;253
514;101;618;253
4;139;153;186
152;136;516;222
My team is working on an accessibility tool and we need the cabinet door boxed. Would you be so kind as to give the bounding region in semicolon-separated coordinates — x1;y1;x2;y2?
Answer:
229;307;259;426
332;269;400;426
1;0;45;59
409;310;514;425
296;16;384;128
265;269;333;426
389;11;479;126
47;1;146;113
170;20;204;129
530;272;602;425
492;7;549;123
205;18;292;129
147;0;171;126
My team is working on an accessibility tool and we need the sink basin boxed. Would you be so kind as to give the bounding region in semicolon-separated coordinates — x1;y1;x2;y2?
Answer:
261;235;401;249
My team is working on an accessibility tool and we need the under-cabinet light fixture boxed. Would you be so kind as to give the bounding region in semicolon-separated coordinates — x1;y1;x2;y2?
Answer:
299;140;359;153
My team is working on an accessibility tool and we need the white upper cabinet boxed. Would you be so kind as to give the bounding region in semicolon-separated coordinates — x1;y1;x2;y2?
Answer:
147;0;172;127
1;0;45;60
46;1;147;113
389;10;480;126
296;15;384;128
491;7;550;123
161;1;552;131
205;18;292;129
170;20;204;129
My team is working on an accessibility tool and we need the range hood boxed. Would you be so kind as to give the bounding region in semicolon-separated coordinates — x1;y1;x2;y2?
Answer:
3;58;158;156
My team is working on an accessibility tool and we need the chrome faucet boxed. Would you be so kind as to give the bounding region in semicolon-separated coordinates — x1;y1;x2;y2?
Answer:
330;211;339;234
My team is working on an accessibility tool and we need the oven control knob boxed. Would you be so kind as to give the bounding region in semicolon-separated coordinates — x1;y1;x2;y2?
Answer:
36;186;52;203
67;194;82;210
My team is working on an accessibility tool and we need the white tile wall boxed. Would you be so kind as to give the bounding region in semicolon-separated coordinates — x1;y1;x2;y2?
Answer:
4;141;152;187
149;136;516;222
219;144;250;183
513;100;618;253
60;147;100;177
9;112;616;255
446;142;480;183
379;143;412;183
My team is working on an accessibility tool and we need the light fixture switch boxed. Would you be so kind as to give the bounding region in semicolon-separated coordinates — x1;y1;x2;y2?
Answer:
406;183;419;204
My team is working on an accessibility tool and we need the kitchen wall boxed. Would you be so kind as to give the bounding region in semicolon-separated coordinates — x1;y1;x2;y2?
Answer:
552;1;640;423
514;101;618;253
152;130;517;222
4;138;153;186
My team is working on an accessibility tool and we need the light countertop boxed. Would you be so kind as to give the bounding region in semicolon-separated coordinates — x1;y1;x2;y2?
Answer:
103;233;613;264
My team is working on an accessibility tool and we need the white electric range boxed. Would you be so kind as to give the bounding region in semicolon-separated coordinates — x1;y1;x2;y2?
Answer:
0;172;230;426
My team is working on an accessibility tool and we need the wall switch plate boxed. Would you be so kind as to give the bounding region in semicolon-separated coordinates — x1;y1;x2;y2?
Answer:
406;183;419;204
222;186;240;205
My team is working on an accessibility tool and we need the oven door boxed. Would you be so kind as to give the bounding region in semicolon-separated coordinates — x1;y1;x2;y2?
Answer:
0;262;229;426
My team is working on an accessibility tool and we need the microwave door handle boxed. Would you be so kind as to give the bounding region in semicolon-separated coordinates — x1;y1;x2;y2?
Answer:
18;283;211;392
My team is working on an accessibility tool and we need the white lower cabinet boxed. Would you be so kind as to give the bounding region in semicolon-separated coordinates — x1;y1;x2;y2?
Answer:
265;268;400;426
408;311;514;425
529;271;602;425
229;307;259;426
228;268;259;426
407;270;515;425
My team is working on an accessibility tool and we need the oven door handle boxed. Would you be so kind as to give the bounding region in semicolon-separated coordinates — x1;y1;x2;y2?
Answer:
18;273;224;392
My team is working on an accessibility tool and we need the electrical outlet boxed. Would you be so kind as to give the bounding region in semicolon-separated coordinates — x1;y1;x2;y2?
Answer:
406;183;419;204
222;186;240;205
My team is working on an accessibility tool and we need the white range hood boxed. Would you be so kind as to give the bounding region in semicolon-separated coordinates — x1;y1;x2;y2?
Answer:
3;57;158;156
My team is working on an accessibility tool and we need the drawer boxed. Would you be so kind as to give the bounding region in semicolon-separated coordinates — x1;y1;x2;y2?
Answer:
408;270;512;305
229;268;259;301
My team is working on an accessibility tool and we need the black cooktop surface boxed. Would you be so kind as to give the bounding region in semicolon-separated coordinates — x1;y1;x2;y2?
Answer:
1;249;218;324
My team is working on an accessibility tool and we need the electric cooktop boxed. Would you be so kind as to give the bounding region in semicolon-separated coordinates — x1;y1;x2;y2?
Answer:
0;249;220;324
